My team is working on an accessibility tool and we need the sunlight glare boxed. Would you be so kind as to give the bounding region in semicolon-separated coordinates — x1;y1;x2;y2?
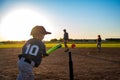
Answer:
0;7;53;41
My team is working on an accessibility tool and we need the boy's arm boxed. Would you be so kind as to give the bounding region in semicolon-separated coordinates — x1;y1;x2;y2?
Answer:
42;45;49;57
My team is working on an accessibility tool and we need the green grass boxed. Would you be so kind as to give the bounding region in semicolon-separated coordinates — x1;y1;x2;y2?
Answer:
0;43;120;48
0;43;23;48
68;43;120;48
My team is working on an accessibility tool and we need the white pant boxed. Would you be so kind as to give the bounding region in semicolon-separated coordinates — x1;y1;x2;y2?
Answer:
16;57;35;80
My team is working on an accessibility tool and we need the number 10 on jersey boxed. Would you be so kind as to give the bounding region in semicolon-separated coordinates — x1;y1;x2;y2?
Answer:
25;44;39;56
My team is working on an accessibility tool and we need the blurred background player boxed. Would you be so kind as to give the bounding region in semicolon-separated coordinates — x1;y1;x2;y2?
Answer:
17;25;51;80
97;35;102;52
63;29;69;52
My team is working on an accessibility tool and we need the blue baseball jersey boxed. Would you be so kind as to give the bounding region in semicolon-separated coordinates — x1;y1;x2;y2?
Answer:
64;32;69;40
22;38;46;67
97;37;102;43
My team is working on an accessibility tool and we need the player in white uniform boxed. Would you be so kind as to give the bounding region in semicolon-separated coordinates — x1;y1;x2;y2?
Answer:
16;25;51;80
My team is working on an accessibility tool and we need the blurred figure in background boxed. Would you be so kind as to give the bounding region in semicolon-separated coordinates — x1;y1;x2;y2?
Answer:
97;35;102;52
63;29;69;52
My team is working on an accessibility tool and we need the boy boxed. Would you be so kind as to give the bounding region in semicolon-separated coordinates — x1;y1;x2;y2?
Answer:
17;25;51;80
63;29;69;52
97;35;102;52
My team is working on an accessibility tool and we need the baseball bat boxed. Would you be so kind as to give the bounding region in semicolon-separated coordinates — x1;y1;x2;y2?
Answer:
47;44;62;54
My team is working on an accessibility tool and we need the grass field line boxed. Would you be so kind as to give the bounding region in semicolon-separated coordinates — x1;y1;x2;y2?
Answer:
0;43;120;48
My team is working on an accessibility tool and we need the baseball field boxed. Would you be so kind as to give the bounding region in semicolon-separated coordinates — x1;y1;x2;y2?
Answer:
0;43;120;80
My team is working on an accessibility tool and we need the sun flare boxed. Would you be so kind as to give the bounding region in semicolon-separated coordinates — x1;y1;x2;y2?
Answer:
0;7;53;41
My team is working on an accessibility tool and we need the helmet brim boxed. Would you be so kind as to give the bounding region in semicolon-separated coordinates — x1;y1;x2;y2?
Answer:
45;32;51;34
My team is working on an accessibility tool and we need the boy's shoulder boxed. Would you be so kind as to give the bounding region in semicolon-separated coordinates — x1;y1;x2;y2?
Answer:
27;38;43;45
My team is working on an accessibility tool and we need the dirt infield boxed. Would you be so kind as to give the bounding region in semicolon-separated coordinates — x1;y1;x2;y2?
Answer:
0;48;120;80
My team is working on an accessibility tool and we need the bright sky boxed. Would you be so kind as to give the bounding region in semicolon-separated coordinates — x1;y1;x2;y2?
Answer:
0;0;120;41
